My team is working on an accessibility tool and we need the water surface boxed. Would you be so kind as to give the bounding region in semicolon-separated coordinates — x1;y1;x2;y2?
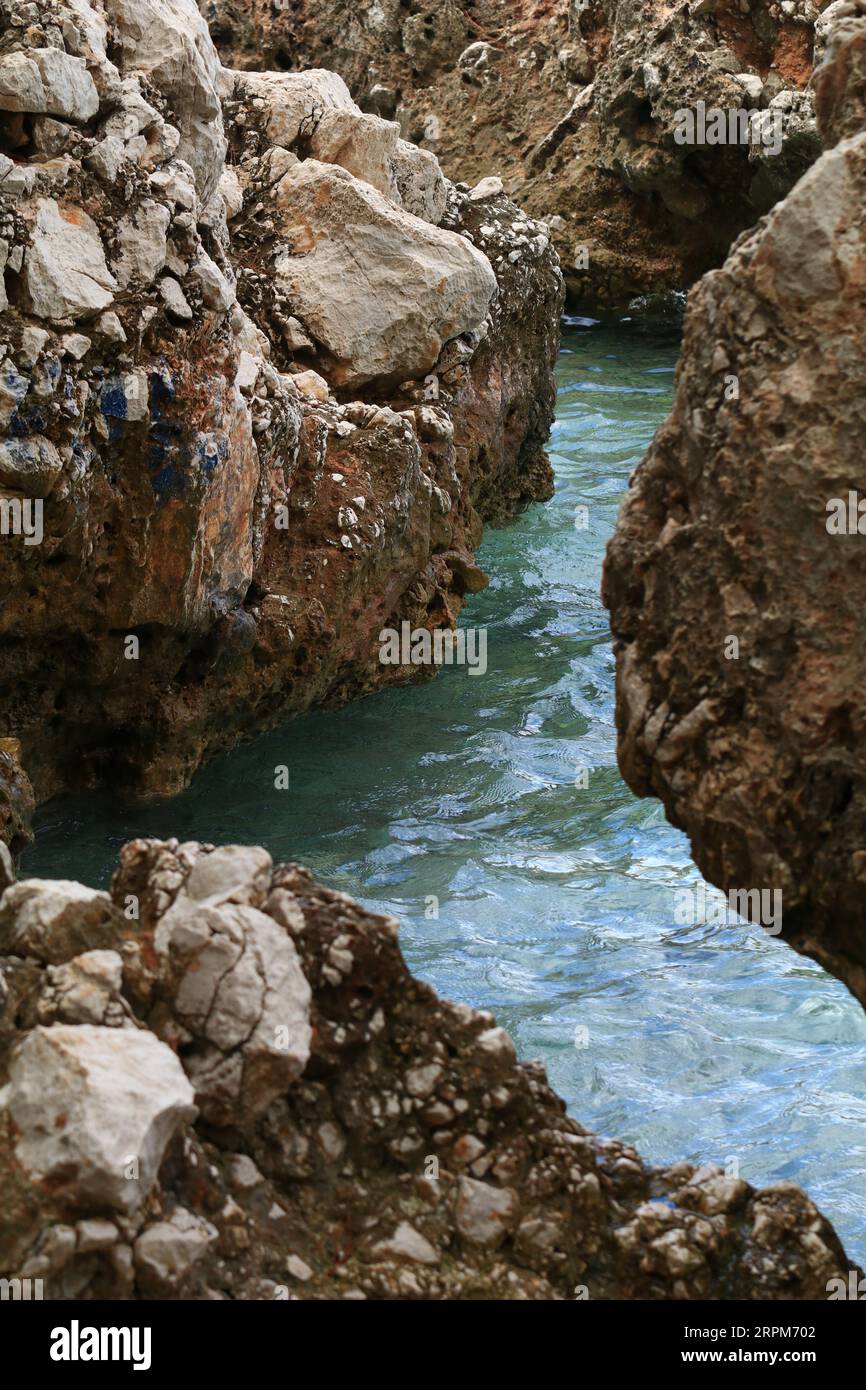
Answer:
26;318;866;1265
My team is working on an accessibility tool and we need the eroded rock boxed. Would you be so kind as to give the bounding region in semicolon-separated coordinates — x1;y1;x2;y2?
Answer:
0;0;561;823
271;159;496;387
24;198;116;322
0;838;856;1299
604;7;866;1008
203;0;830;308
4;1023;196;1215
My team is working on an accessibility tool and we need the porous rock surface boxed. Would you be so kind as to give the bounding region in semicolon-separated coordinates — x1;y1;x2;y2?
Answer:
604;5;866;1008
0;838;857;1298
203;0;831;306
0;0;561;817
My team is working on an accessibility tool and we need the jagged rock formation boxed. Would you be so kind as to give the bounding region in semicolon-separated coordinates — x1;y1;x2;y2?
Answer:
604;3;866;1009
0;839;858;1298
0;0;562;818
201;0;830;306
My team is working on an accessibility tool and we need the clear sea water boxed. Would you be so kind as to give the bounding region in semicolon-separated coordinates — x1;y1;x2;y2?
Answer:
24;317;866;1266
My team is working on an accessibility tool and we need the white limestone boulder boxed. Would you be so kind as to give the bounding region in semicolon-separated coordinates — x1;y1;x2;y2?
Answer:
272;160;496;388
151;856;312;1123
5;1025;196;1214
31;48;100;122
0;878;120;963
23;198;116;322
101;0;226;200
228;67;356;149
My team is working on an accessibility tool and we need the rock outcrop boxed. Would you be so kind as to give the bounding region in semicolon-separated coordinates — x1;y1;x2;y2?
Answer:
604;4;866;1009
0;0;562;818
202;0;831;306
0;838;858;1298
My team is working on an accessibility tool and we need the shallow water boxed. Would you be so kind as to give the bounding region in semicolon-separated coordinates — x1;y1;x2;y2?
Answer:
25;318;866;1265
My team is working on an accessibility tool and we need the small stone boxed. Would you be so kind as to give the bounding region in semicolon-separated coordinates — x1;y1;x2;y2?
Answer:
96;311;126;343
282;316;314;352
134;1208;216;1292
454;1177;517;1249
371;1221;439;1266
190;252;234;313
286;1253;313;1281
468;175;504;202
405;1062;444;1099
236;351;260;395
60;332;91;361
292;369;330;402
158;276;194;323
19;326;50;367
227;1153;264;1192
76;1218;119;1254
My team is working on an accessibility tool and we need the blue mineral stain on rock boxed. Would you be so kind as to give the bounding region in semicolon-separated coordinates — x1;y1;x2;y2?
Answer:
149;364;176;412
8;411;31;437
196;432;228;478
3;365;28;402
32;357;62;399
100;381;130;420
146;365;189;503
4;366;29;435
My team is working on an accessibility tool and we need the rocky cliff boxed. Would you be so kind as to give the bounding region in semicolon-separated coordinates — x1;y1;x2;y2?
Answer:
0;839;857;1298
201;0;832;306
0;0;562;830
604;3;866;1009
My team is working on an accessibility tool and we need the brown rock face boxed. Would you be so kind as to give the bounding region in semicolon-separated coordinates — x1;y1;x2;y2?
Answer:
604;7;866;1009
0;1;561;819
0;838;857;1299
0;743;34;856
202;0;828;307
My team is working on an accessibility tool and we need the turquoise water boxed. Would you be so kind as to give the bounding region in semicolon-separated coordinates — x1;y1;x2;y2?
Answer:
24;318;866;1266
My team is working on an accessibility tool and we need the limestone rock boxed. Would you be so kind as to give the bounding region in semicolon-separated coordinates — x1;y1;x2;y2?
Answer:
203;0;827;308
134;1208;216;1292
0;0;560;813
0;879;120;963
0;435;64;496
392;139;448;224
6;1024;196;1214
604;11;866;1010
370;1221;439;1266
0;746;34;858
272;160;497;387
102;0;226;200
149;861;312;1123
307;106;401;200
0;840;857;1298
228;67;356;150
454;1176;517;1249
31;48;100;123
0;53;46;112
38;950;130;1027
24;198;116;321
112;200;171;289
184;844;273;907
